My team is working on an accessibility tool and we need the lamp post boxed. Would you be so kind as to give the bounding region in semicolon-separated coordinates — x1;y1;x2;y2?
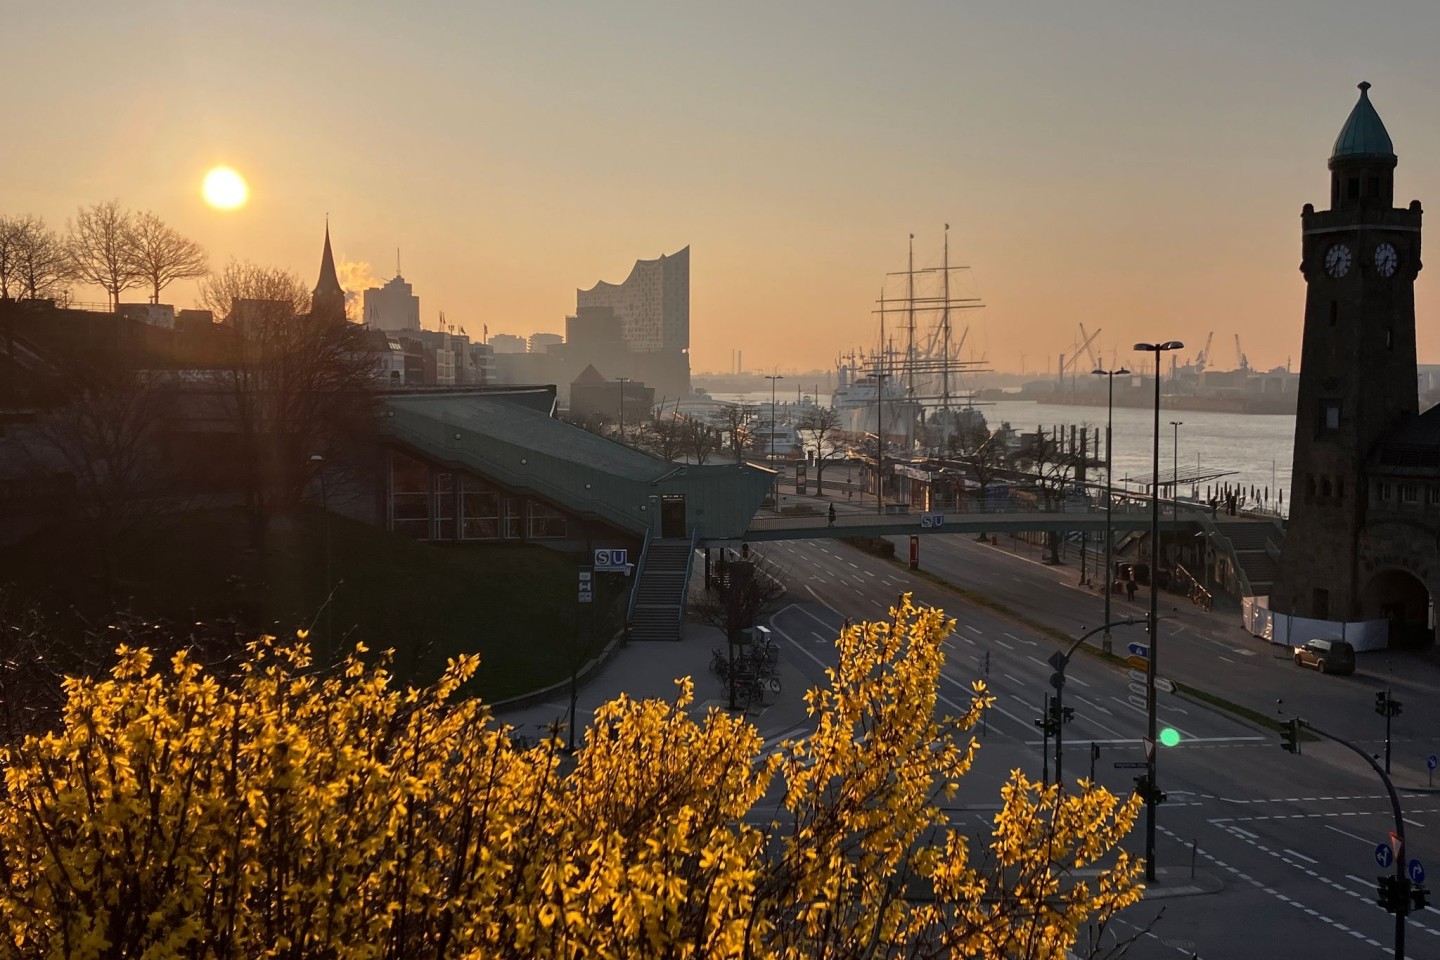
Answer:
1169;421;1183;523
308;453;333;652
617;377;632;444
874;372;890;515
1133;339;1183;884
1092;366;1130;654
765;372;785;498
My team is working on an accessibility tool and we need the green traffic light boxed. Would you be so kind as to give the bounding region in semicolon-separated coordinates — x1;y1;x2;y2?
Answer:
1159;728;1181;748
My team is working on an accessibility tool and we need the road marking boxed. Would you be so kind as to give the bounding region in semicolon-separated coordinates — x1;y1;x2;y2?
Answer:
1405;817;1425;827
994;637;1014;650
1003;673;1024;686
1071;694;1112;716
1324;824;1371;845
1004;631;1037;646
1232;648;1257;657
1284;849;1319;865
965;624;983;634
1026;655;1048;669
802;586;845;620
1218;655;1235;664
864;570;875;577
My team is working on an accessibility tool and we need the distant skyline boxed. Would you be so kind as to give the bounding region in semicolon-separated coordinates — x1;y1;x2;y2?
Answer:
6;1;1440;376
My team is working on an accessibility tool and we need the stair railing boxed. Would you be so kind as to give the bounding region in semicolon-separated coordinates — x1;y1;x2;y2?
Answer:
625;527;652;640
674;524;702;640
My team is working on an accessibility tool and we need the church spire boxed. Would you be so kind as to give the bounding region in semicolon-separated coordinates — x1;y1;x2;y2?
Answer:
312;217;346;320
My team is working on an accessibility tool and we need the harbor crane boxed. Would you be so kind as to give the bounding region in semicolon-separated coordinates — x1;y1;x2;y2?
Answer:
1234;334;1250;374
1078;323;1102;370
1193;331;1214;373
1059;324;1102;384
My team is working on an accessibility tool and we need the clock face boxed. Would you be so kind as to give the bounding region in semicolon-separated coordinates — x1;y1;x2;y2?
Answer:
1325;244;1352;278
1375;242;1399;277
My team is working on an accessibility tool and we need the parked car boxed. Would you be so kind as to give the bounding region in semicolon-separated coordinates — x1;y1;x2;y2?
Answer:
1293;638;1356;675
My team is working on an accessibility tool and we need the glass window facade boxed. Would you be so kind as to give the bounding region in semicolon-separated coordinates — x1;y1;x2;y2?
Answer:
388;451;572;544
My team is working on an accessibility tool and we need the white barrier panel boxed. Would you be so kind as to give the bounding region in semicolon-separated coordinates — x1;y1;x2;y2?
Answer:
1242;595;1389;651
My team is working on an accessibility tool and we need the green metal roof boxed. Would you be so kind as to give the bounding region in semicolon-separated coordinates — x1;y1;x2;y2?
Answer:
1331;82;1394;161
380;393;772;539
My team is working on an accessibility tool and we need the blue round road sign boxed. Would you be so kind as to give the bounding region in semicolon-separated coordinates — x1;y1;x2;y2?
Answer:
1410;859;1426;885
1428;754;1438;771
1376;844;1395;869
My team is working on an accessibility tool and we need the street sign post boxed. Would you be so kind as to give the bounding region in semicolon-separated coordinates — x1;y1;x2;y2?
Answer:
1127;668;1147;684
1127;642;1150;658
920;512;945;528
1154;677;1175;694
1144;737;1156;763
1125;655;1148;670
1390;831;1404;863
1128;682;1148;698
1114;761;1149;769
1376;844;1395;869
578;569;593;604
1410;859;1426;885
1430;754;1438;787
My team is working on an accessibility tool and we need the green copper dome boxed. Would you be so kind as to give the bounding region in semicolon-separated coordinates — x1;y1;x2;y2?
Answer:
1331;81;1394;161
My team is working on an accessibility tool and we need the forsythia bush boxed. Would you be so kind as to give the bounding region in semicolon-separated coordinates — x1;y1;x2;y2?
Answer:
0;596;1142;959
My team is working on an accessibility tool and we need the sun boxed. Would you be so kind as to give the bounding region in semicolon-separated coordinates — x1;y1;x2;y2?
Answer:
202;166;249;210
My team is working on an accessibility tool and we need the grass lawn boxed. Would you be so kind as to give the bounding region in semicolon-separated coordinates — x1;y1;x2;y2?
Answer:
1;507;623;701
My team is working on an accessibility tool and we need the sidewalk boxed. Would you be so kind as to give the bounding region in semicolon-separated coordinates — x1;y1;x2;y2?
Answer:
492;622;815;749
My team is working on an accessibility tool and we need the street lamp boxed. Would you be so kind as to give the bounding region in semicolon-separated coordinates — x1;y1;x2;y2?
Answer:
1133;339;1182;884
617;377;632;444
308;453;333;651
874;372;890;515
765;372;784;483
1169;421;1183;523
1092;365;1130;654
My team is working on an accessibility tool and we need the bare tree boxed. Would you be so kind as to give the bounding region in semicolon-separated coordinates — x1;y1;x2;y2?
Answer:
640;413;685;462
0;216;20;299
691;548;788;709
717;402;754;465
682;417;720;465
200;258;310;318
128;210;208;304
797;404;849;494
24;357;169;594
203;261;378;548
66;201;140;309
13;216;70;301
1018;426;1082;564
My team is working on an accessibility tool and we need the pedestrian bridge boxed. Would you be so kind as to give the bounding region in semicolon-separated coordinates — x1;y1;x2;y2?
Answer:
714;503;1195;546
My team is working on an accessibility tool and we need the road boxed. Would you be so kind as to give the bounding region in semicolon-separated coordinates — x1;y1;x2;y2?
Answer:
755;533;1440;959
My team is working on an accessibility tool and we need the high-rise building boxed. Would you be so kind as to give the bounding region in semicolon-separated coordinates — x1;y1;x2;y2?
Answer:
577;246;689;353
488;333;527;354
576;246;691;398
529;332;564;352
364;274;420;331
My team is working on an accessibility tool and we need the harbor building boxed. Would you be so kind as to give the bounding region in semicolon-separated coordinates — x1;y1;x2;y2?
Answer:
1272;82;1435;647
576;246;691;400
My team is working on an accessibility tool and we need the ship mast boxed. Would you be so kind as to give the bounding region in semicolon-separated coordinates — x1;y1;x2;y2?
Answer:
941;223;951;415
906;233;916;402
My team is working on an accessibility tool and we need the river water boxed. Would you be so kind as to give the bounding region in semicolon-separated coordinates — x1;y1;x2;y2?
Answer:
982;399;1294;515
702;392;1296;516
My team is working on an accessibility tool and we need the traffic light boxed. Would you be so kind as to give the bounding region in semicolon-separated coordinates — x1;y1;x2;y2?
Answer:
1378;875;1398;912
1048;699;1074;725
1376;690;1403;718
1281;718;1301;754
1132;775;1166;805
1413;883;1430;912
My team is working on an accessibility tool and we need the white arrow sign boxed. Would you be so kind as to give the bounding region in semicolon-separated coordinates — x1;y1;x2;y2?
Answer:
1127;682;1148;698
1127;669;1147;684
1154;677;1175;694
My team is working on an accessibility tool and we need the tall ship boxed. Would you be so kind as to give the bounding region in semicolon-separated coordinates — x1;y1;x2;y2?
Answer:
835;227;991;448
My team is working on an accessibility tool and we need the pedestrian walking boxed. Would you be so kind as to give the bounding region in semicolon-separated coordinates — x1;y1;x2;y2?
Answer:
827;503;837;527
1125;578;1137;602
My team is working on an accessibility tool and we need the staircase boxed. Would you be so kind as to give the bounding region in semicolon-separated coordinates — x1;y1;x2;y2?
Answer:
1214;519;1283;596
628;539;694;642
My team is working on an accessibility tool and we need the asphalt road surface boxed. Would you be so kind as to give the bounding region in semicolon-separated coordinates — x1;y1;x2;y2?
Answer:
755;534;1440;960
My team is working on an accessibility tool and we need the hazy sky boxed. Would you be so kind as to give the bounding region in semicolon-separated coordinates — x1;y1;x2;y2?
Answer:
7;1;1440;376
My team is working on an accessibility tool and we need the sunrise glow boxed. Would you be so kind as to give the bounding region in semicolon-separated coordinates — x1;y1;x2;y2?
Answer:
202;166;248;210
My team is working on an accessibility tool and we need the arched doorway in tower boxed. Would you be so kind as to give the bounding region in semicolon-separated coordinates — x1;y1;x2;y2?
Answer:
1361;569;1434;648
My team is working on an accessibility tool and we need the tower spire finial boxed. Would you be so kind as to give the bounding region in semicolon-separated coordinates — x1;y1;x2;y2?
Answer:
1359;80;1372;93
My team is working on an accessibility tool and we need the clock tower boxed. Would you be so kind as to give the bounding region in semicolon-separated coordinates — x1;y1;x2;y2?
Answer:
1273;82;1423;621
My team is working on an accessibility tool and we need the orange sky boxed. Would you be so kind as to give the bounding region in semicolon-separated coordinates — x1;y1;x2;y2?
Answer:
6;2;1440;376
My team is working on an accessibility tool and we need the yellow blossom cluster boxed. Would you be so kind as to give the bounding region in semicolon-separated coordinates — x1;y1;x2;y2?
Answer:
0;596;1141;959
